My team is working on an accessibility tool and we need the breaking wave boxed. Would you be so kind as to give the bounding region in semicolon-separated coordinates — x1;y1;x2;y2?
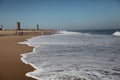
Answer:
113;31;120;37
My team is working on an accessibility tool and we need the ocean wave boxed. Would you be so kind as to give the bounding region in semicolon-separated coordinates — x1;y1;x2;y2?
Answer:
19;31;120;80
113;31;120;37
58;31;91;36
59;31;81;35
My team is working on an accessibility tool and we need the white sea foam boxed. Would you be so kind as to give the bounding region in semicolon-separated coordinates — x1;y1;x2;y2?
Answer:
19;31;120;80
58;31;91;36
113;31;120;37
59;31;81;35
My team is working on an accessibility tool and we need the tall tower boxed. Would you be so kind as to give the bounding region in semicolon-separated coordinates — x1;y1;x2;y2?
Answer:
36;24;39;30
1;25;3;28
0;25;3;30
16;22;20;30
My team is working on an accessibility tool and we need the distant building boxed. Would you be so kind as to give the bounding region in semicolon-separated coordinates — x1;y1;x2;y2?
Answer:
36;24;39;30
16;22;21;30
0;25;3;30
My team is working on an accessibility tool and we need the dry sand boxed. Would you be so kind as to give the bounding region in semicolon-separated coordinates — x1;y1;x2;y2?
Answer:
0;31;41;80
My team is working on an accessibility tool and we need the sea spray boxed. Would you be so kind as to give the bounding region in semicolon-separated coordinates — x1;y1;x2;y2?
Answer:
113;31;120;37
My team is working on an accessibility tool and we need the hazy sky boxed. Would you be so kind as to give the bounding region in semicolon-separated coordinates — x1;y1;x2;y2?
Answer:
0;0;120;30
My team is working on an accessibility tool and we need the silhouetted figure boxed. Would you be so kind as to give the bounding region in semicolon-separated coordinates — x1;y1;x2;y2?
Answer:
16;30;23;36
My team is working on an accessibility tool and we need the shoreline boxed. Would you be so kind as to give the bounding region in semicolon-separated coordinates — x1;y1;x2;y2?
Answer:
0;30;54;80
20;42;40;80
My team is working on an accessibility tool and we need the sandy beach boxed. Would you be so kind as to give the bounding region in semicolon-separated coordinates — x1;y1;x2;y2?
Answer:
0;31;42;80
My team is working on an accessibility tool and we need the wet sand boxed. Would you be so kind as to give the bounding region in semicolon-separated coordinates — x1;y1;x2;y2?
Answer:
0;31;43;80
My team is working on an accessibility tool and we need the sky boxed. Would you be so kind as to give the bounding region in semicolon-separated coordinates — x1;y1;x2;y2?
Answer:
0;0;120;30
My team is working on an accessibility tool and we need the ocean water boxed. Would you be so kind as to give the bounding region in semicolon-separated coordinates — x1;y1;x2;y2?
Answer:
19;30;120;80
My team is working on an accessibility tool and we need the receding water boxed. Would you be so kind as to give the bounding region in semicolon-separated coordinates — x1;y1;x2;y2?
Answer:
20;30;120;80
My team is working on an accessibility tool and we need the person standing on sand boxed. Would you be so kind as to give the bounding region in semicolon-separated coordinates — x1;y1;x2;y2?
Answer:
16;30;23;36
